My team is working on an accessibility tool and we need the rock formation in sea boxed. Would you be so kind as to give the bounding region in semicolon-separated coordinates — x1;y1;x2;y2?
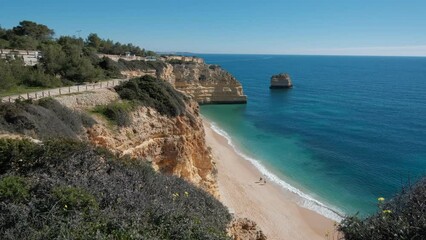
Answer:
270;73;293;89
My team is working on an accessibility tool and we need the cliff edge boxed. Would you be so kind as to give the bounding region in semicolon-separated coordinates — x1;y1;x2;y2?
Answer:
55;87;219;197
167;61;247;104
118;56;248;104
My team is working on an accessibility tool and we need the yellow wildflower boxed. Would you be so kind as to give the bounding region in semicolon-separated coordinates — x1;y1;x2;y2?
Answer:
184;191;189;197
383;210;392;214
377;197;385;202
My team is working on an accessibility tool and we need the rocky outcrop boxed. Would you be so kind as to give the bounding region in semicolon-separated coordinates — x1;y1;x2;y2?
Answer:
114;55;248;104
156;62;176;85
171;63;247;104
121;69;156;79
55;89;218;196
270;73;293;89
162;55;204;64
228;218;267;240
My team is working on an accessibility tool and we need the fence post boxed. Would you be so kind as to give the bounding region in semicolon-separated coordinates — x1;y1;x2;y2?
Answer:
42;91;44;98
48;91;51;97
27;93;30;99
86;85;88;91
77;85;80;92
35;93;38;99
100;82;102;88
59;88;61;95
69;86;71;93
9;97;11;102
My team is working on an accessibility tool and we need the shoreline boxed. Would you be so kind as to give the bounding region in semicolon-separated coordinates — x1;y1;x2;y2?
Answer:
203;119;338;239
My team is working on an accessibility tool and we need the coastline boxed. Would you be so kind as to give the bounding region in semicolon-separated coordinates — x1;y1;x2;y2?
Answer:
203;119;338;239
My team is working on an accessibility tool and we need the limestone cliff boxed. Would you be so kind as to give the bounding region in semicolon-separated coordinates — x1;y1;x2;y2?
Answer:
55;89;218;196
170;62;247;104
106;55;248;104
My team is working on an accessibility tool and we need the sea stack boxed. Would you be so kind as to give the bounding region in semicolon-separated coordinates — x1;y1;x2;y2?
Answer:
270;73;293;89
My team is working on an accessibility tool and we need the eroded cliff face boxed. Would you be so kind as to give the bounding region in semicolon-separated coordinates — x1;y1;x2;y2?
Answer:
171;63;247;104
117;56;247;104
55;89;218;196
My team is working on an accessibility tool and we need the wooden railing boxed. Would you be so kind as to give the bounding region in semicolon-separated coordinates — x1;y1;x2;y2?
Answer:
1;79;128;103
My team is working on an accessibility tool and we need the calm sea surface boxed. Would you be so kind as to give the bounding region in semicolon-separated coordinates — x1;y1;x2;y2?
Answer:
198;54;426;217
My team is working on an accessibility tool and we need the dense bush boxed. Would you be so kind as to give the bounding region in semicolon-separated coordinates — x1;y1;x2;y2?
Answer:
0;98;95;139
0;176;29;202
106;58;166;73
0;58;62;93
92;101;134;127
98;57;123;78
339;178;426;240
0;139;231;239
166;59;196;65
115;76;187;117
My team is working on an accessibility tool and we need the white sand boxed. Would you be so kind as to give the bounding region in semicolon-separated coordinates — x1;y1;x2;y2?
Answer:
204;120;338;240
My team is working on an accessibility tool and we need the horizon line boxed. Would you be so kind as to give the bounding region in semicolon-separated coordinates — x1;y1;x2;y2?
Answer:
158;51;426;58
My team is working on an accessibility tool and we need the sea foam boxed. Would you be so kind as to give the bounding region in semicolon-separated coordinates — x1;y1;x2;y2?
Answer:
209;121;344;222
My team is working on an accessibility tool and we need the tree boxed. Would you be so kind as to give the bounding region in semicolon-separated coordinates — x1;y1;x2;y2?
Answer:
9;35;38;50
0;39;9;48
86;33;101;49
0;59;18;91
12;20;54;41
146;50;157;56
39;43;66;76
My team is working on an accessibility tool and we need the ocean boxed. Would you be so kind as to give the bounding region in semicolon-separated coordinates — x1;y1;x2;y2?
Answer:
197;54;426;219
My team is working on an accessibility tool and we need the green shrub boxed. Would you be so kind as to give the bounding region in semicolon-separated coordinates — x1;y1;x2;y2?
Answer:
0;99;96;140
99;57;123;78
0;175;29;202
92;100;133;127
339;178;426;240
167;59;185;65
0;139;231;239
115;75;187;117
112;59;166;73
52;186;99;213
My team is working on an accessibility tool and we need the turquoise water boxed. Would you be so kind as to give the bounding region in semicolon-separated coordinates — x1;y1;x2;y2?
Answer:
198;54;426;218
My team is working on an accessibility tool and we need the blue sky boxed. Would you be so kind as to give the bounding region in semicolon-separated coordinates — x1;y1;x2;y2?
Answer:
1;0;426;56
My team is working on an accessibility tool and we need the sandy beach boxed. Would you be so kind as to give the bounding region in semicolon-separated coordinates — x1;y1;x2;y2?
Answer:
203;120;337;240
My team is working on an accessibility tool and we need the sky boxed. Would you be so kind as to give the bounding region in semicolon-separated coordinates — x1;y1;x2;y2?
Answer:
1;0;426;56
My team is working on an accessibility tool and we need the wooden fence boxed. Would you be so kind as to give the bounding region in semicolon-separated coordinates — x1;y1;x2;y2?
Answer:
1;79;128;103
